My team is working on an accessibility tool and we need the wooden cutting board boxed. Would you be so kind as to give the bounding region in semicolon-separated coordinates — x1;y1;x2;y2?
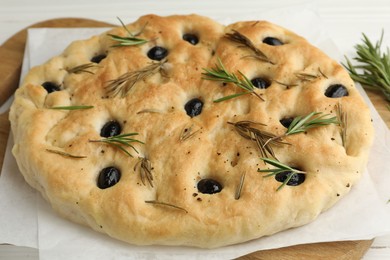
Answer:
1;17;389;260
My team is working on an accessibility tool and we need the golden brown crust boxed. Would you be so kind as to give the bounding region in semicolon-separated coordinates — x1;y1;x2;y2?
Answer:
9;14;374;248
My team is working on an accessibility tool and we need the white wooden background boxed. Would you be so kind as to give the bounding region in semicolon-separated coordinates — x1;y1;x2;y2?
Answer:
1;0;389;259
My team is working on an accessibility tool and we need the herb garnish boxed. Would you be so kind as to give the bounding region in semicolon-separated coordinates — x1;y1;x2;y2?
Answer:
295;68;327;82
106;60;167;97
228;121;286;159
295;72;320;82
89;133;143;157
263;112;339;147
335;102;348;149
136;109;163;114
235;172;246;200
343;31;390;102
50;105;94;110
225;30;274;64
66;63;98;75
180;124;201;142
145;200;188;213
134;157;154;187
46;149;87;159
258;157;306;191
202;58;264;102
108;17;148;47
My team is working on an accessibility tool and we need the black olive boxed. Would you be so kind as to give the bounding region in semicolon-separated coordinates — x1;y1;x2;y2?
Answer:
183;33;199;45
275;170;305;186
325;84;348;98
184;98;203;117
91;54;107;63
197;178;222;194
279;117;294;128
100;121;121;137
41;82;60;93
147;46;168;61
251;77;271;89
263;37;284;46
97;167;121;189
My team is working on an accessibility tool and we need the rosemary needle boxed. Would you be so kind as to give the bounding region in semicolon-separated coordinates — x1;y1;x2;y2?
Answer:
235;172;246;200
66;63;98;74
134;157;154;187
50;105;94;110
46;149;87;159
145;200;188;213
343;30;390;102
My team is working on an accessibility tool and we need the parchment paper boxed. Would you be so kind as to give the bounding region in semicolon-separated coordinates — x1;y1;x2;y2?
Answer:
1;5;390;259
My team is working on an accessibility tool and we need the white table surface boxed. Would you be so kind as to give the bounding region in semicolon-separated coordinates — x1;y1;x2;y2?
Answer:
1;0;389;259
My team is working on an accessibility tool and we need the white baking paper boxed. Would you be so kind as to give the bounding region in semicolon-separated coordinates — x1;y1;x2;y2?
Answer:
1;5;390;259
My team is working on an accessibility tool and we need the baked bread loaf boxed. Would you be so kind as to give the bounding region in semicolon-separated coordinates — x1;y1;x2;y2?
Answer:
9;14;374;248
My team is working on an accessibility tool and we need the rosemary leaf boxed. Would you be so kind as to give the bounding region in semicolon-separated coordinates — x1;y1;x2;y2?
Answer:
295;72;319;81
50;105;94;110
134;157;154;187
136;109;163;114
202;58;264;102
109;17;148;47
273;80;299;88
180;124;201;142
235;172;246;200
335;102;348;149
343;30;390;102
66;63;98;74
213;92;250;103
225;30;274;64
89;133;143;157
46;149;87;159
145;200;188;213
106;60;166;98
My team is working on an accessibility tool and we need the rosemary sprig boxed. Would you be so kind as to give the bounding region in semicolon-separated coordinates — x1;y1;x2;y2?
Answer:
46;149;87;159
225;30;274;64
50;105;94;110
258;157;306;191
66;63;98;74
108;17;148;47
343;31;390;102
106;60;166;98
335;102;348;149
228;121;286;159
235;172;246;200
134;157;154;187
145;200;188;213
286;112;338;135
202;58;264;102
263;112;338;147
89;133;143;157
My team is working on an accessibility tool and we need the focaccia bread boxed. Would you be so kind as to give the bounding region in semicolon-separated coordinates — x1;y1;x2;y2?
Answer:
9;14;374;248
